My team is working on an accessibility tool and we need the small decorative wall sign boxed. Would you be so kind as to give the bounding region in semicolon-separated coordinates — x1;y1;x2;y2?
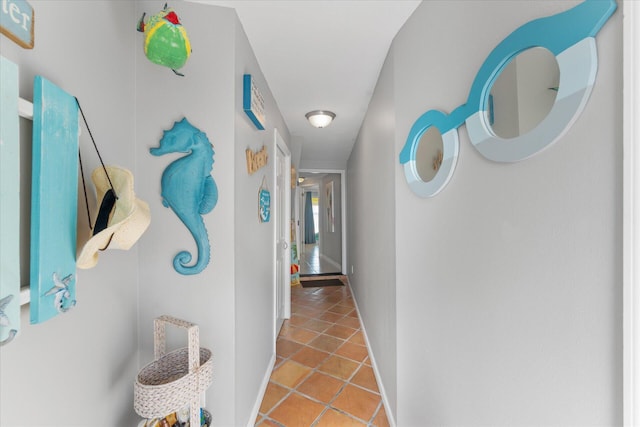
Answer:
150;118;218;275
0;0;34;49
243;74;266;130
259;176;271;223
246;145;268;175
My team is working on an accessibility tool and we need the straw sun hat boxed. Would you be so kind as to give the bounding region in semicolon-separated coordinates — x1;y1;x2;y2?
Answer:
77;166;151;269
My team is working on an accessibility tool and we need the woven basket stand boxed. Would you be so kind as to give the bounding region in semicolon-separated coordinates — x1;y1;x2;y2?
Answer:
134;315;213;427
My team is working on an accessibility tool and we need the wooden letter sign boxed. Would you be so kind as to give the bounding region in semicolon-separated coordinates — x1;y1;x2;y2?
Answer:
246;145;268;175
1;0;34;49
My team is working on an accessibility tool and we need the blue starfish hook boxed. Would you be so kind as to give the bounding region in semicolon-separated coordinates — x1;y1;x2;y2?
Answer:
45;272;76;313
0;294;18;346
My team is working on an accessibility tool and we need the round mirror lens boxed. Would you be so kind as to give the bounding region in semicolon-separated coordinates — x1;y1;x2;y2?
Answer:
415;126;444;183
486;47;559;139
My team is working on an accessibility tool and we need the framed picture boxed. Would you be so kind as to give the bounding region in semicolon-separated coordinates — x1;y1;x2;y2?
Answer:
325;181;334;233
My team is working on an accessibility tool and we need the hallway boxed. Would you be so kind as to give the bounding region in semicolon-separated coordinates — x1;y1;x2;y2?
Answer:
255;283;389;426
298;244;341;276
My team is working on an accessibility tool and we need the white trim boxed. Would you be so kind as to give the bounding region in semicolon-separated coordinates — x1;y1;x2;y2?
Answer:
346;279;396;427
274;129;292;327
623;1;640;425
19;287;30;305
294;185;302;261
298;168;348;275
18;97;33;120
246;352;276;427
17;97;33;306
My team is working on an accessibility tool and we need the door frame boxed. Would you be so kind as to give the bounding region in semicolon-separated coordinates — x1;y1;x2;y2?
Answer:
298;168;347;275
274;129;291;341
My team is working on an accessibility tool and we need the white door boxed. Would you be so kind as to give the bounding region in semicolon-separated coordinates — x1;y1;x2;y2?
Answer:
274;130;291;339
299;190;306;255
294;185;301;260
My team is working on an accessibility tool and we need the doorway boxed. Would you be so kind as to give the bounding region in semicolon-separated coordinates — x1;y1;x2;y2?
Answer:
297;170;346;276
274;130;291;339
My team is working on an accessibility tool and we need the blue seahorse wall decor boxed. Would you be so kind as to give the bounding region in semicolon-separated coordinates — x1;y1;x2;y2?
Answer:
150;118;218;275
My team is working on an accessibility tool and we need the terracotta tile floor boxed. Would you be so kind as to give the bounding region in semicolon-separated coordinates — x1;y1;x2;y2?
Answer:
255;280;390;427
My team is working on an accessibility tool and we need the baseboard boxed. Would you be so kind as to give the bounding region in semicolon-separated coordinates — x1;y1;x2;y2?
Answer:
346;280;397;427
247;352;276;427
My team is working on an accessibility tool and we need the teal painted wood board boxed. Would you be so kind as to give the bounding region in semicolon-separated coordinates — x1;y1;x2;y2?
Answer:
30;76;79;324
0;56;21;343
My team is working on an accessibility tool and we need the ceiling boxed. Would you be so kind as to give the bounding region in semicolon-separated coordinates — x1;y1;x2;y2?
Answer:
191;0;421;170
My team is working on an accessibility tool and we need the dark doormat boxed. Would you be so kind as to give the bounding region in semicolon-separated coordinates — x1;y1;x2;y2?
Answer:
300;272;341;277
301;279;345;288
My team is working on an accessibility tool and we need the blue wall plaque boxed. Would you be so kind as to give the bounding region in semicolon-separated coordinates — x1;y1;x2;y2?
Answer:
259;188;270;223
243;74;266;130
0;0;34;49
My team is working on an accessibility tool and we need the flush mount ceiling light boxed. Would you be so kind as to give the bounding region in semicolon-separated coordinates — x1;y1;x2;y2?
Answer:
305;110;336;128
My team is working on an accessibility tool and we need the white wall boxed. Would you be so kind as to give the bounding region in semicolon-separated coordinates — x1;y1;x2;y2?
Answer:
393;1;622;425
490;60;520;138
232;13;292;426
136;2;290;426
515;48;559;136
1;1;289;424
347;49;398;416
0;2;140;425
2;1;625;426
135;2;238;424
319;173;342;268
490;48;560;138
349;0;623;424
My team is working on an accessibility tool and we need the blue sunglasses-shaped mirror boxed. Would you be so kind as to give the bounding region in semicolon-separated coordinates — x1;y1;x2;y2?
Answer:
399;0;617;198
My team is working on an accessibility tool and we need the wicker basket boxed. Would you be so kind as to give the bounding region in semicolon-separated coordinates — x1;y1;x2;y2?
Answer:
134;315;213;427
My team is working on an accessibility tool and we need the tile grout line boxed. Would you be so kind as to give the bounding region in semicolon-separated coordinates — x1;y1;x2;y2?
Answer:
368;400;385;426
292;327;376;425
261;285;385;426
